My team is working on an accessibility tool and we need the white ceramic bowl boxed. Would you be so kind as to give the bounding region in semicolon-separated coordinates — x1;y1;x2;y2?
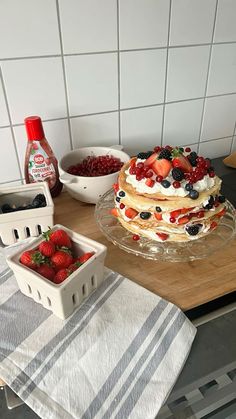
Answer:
58;146;130;204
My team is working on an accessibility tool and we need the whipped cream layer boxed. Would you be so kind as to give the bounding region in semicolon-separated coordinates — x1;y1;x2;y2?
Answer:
125;159;215;196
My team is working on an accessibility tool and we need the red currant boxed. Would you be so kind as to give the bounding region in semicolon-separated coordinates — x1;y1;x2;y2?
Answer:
185;147;191;152
170;217;176;223
173;181;181;188
209;171;215;178
132;234;140;241
156;175;163;182
120;203;125;209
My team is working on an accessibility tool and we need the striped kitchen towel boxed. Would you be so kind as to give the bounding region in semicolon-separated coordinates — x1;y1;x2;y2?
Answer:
0;242;196;419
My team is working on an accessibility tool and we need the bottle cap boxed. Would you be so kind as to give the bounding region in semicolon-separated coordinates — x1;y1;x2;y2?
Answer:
24;116;45;141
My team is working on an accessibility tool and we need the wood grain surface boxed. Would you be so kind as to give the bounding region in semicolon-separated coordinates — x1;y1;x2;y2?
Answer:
54;192;236;312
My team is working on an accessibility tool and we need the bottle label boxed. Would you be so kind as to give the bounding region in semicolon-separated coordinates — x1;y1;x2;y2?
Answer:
28;141;56;189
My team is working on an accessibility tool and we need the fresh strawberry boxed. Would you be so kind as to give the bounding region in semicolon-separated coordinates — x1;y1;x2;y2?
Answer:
172;155;192;173
156;232;169;241
20;250;43;270
39;240;55;257
51;250;73;271
145;179;155;188
53;269;70;284
151;159;172;178
36;265;55;281
111;207;119;217
125;208;138;219
170;209;181;219
43;228;72;248
78;252;95;264
144;152;158;167
177;215;190;225
112;183;119;193
154;212;163;221
68;261;82;273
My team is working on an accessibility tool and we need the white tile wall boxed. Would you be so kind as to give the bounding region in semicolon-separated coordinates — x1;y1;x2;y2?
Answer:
120;49;166;108
0;0;60;58
201;94;236;141
119;0;170;49
59;0;117;54
0;81;9;127
0;128;21;182
1;58;67;124
163;99;204;146
214;0;236;42
207;44;236;95
120;106;163;155
0;0;235;184
170;0;216;46
166;46;210;101
71;113;119;148
199;137;232;159
65;54;118;115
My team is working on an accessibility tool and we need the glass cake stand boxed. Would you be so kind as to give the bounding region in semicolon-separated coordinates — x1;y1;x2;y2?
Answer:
95;189;236;262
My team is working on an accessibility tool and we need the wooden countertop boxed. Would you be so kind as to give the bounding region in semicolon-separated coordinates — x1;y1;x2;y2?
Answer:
54;191;236;312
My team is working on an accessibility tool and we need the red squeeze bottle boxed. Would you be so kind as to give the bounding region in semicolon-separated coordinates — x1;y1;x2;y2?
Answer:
24;116;63;197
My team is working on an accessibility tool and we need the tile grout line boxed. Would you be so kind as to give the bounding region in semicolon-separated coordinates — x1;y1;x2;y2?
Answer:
230;121;236;153
1;90;236;130
197;0;219;154
1;40;236;61
0;178;24;185
117;0;121;145
55;0;73;151
0;66;23;181
161;0;172;146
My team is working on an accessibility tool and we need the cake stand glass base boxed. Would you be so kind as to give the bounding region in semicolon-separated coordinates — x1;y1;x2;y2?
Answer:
95;189;236;262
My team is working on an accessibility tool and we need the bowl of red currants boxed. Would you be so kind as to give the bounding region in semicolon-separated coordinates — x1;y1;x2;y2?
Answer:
59;146;130;203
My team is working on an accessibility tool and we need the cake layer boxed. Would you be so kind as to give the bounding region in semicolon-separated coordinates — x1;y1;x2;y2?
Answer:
113;146;226;242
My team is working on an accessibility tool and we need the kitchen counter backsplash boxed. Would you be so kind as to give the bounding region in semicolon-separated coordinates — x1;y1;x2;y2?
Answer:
0;0;236;186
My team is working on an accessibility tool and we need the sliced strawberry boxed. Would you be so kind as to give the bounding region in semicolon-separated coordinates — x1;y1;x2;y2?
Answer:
125;208;138;219
111;207;119;217
177;216;190;225
210;221;218;229
130;158;136;168
151;159;171;178
144;152;158;167
172;155;192;173
170;209;181;219
156;232;169;241
112;183;119;193
216;208;226;218
145;179;155;188
154;212;163;221
180;207;194;214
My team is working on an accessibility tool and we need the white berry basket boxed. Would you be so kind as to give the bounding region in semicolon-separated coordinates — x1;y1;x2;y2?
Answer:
7;224;107;319
0;182;54;246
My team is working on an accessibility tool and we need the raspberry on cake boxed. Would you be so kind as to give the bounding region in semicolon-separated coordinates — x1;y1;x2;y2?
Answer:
111;146;226;242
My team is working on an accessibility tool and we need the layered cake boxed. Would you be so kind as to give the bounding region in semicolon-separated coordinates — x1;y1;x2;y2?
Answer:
112;146;226;242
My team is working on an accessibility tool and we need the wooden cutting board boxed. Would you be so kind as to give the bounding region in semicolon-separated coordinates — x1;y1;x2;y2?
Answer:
54;191;236;312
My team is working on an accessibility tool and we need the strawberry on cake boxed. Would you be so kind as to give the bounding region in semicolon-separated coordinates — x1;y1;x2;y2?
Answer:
111;146;226;242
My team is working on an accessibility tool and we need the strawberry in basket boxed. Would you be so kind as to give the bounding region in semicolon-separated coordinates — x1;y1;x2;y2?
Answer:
19;228;95;284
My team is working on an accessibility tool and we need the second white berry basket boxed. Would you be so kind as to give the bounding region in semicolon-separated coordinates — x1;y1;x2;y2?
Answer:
7;224;107;319
0;182;54;246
